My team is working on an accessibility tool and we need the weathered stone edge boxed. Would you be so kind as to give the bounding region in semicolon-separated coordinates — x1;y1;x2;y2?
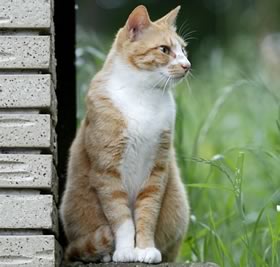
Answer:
0;235;62;267
63;262;220;267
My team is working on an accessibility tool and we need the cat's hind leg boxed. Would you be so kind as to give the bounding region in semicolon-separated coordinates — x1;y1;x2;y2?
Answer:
161;238;183;262
60;125;115;262
65;224;114;262
155;155;190;262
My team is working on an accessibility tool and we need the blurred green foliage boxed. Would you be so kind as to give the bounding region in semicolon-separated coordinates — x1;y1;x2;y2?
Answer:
76;1;280;266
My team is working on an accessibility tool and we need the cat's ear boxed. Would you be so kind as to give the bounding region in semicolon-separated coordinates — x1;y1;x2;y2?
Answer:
156;6;181;27
125;5;151;41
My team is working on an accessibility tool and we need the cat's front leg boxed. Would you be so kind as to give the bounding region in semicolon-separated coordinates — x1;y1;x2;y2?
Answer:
134;165;168;263
113;218;136;262
92;170;137;262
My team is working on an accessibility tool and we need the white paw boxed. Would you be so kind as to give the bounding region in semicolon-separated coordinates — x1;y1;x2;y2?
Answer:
113;248;137;262
136;247;162;263
101;254;111;263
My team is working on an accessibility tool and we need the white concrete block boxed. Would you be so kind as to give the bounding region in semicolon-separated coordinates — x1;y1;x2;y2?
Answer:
0;75;52;109
0;36;50;69
0;0;52;29
0;114;52;149
0;235;61;267
0;194;58;234
0;154;56;192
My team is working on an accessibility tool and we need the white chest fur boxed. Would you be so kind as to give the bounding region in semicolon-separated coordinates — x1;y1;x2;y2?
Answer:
106;67;176;204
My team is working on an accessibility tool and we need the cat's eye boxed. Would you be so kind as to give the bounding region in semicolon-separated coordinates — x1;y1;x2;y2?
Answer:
182;47;187;56
159;45;170;55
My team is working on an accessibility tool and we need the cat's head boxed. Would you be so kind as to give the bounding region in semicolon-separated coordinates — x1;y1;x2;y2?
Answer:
114;5;191;87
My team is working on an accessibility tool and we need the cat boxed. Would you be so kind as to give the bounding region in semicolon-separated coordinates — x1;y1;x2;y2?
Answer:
60;5;191;264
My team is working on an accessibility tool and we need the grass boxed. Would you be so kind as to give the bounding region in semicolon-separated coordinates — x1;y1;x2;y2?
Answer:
76;28;280;267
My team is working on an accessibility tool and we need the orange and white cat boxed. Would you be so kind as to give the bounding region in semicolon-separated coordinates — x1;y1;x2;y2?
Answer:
60;5;191;263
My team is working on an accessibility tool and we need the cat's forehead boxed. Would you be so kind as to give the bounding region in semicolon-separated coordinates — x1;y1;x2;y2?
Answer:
168;35;186;47
158;34;186;48
144;25;186;47
154;21;186;45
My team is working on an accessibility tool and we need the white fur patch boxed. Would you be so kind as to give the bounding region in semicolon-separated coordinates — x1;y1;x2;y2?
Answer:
113;219;137;262
115;219;135;250
101;254;111;263
106;58;176;205
113;247;137;262
136;247;162;263
172;40;191;68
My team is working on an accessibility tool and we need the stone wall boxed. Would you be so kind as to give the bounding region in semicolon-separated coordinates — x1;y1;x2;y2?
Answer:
0;0;60;266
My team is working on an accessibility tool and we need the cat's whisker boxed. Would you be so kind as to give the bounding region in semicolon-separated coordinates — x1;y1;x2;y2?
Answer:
162;76;171;96
188;70;196;80
178;20;191;36
170;78;174;88
179;22;195;41
183;36;198;43
151;76;166;92
161;77;168;96
181;29;197;38
171;79;177;91
184;76;193;95
178;20;187;35
181;30;197;43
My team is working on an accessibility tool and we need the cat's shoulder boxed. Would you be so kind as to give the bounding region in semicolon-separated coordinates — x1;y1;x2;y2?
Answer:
86;72;111;106
85;71;125;126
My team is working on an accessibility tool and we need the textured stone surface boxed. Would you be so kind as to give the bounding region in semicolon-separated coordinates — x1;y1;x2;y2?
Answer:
0;75;52;109
0;194;58;235
0;36;50;69
0;114;52;149
0;154;57;196
64;263;219;267
0;0;59;265
0;235;61;267
0;0;51;29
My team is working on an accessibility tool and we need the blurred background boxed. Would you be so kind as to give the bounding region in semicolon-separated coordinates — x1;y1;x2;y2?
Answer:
76;1;280;266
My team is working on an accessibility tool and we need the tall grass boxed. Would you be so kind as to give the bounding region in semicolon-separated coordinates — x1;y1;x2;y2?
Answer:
76;29;280;267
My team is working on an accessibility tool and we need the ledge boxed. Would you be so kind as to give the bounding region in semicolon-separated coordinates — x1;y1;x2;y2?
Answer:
64;263;219;267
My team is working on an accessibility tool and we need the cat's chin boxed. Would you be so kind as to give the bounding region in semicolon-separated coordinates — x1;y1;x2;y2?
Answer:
169;75;186;87
154;75;184;91
172;76;185;83
160;72;185;81
171;73;187;80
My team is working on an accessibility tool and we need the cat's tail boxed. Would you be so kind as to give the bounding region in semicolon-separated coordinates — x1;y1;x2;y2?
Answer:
65;224;114;263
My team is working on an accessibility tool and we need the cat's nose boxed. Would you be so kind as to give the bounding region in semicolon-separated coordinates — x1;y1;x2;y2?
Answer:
181;62;191;72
